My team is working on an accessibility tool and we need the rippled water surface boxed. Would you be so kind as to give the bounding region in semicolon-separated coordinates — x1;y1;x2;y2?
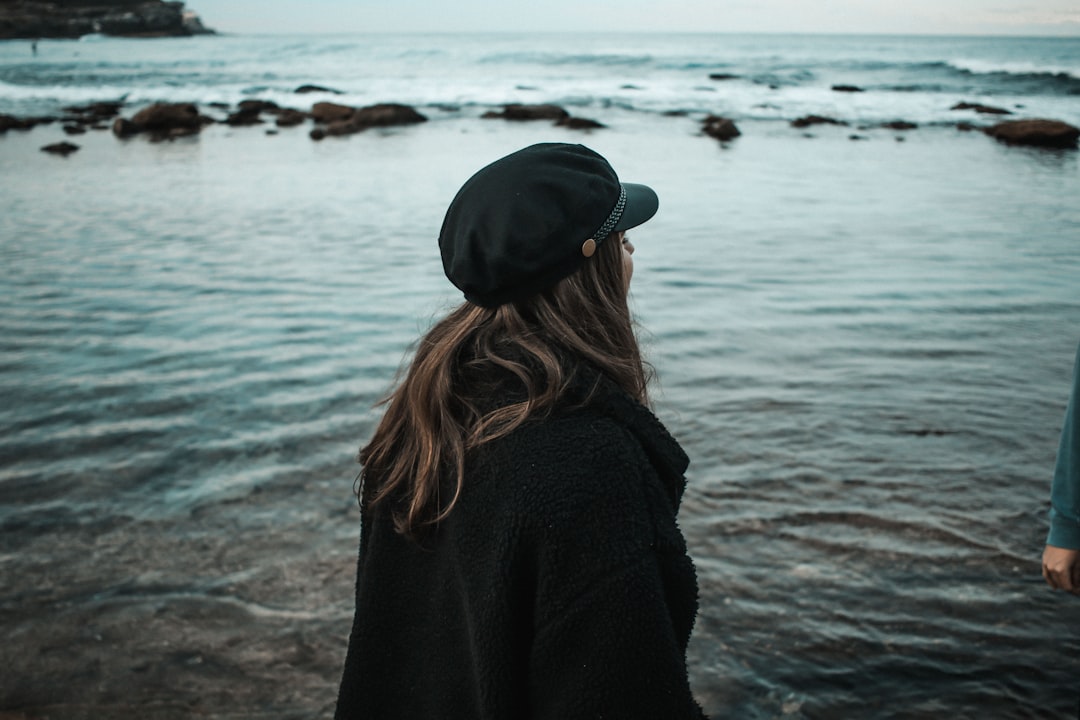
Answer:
2;36;1080;719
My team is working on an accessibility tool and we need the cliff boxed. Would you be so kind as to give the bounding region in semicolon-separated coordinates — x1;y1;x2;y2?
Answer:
0;0;214;39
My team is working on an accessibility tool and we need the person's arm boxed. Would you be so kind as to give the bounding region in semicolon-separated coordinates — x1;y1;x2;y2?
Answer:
529;550;707;719
520;422;707;719
1043;342;1080;594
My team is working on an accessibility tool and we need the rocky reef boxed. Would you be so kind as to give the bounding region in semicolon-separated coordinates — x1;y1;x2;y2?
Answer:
0;0;213;40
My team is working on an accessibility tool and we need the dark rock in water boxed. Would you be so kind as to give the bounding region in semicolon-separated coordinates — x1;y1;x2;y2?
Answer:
701;115;741;141
352;103;427;128
482;104;570;122
308;103;426;138
63;101;124;121
41;141;80;156
112;102;212;139
112;117;139;138
983;119;1080;149
225;109;264;126
848;134;868;141
1;114;53;132
226;101;281;126
955;122;979;132
0;1;215;40
238;100;280;114
663;110;689;117
62;124;86;135
951;101;1011;115
556;116;606;130
832;85;864;92
791;115;848;128
708;73;739;81
311;102;356;124
295;84;344;95
275;109;308;127
880;121;918;131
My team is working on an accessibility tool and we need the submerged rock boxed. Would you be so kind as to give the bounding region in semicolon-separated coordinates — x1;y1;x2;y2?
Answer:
983;119;1080;149
951;102;1011;115
41;141;80;156
702;115;741;141
309;103;427;139
311;102;357;124
482;104;570;122
295;84;344;95
708;73;740;81
791;115;848;128
880;121;918;131
274;109;308;127
112;102;212;140
0;114;55;133
556;116;606;130
832;85;864;92
63;101;125;122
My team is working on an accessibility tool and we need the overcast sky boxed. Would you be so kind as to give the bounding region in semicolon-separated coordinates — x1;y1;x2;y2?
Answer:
189;0;1079;36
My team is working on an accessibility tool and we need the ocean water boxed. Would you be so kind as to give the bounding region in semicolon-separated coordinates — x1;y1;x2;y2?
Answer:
2;33;1080;719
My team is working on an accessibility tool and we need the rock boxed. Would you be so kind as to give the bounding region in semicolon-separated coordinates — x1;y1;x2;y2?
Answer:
951;102;1011;115
1;114;43;132
791;115;848;128
0;1;215;40
708;73;739;81
238;100;280;114
556;116;606;130
130;102;203;130
848;134;868;141
702;115;741;141
112;117;139;138
983;119;1079;149
113;102;211;139
225;109;264;126
311;102;356;124
956;122;979;132
482;104;570;122
62;125;86;135
880;121;918;130
832;84;864;92
307;103;426;138
275;109;308;127
351;103;427;128
63;101;124;120
41;141;80;156
295;84;344;95
225;101;280;126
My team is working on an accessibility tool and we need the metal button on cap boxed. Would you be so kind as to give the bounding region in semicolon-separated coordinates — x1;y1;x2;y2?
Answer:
581;238;597;257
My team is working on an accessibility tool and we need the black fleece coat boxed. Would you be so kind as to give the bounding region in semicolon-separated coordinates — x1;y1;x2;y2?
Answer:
334;369;706;719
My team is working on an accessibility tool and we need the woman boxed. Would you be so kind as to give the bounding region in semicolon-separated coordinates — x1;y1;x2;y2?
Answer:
334;143;707;719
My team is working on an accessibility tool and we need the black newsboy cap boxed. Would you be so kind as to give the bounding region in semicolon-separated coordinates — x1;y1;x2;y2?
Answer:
439;143;659;308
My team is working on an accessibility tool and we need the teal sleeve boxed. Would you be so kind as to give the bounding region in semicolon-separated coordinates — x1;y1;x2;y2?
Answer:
1048;341;1080;550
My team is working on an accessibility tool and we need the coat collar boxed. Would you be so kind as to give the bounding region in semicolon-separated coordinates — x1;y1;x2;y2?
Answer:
568;366;690;510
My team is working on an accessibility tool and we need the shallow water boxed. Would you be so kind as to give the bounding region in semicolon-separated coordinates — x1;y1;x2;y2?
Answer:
2;34;1080;719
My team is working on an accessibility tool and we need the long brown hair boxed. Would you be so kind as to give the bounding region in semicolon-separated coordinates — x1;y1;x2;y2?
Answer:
359;232;649;537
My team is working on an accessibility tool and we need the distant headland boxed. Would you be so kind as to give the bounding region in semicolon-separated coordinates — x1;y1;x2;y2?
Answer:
0;0;214;40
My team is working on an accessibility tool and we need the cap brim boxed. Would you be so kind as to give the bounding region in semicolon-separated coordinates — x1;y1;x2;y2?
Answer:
613;182;659;232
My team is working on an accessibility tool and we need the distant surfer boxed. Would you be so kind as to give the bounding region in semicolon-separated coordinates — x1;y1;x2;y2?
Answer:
31;40;38;56
1042;341;1080;595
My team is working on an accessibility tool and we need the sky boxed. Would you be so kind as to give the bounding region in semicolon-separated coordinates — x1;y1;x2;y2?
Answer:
187;0;1080;36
